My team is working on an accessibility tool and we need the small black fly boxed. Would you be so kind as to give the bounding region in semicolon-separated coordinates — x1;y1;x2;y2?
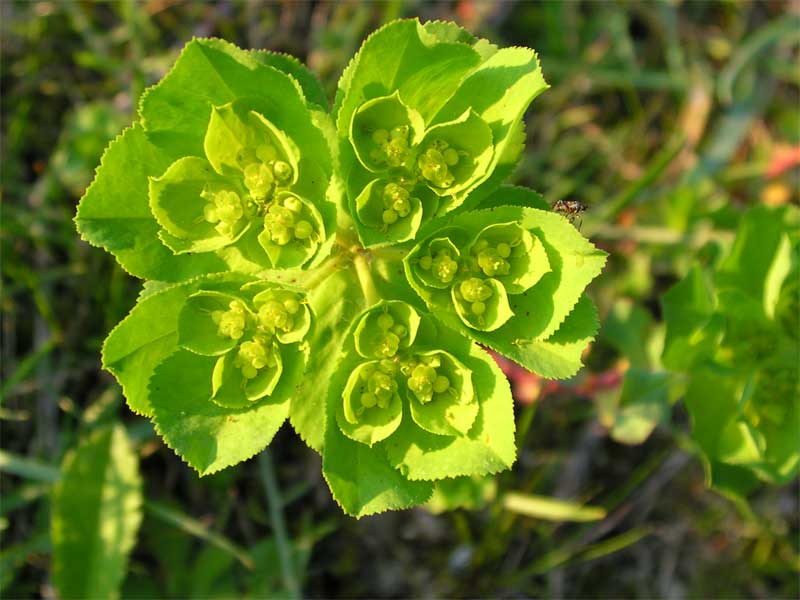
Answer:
552;199;587;229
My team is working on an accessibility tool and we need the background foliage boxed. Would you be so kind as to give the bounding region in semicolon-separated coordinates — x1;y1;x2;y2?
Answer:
2;1;798;598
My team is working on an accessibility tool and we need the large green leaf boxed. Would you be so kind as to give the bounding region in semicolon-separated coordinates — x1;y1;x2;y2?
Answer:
432;46;548;208
102;273;251;416
502;294;601;379
322;400;433;518
661;265;725;372
52;425;143;600
684;360;799;498
383;344;515;480
251;50;329;109
405;204;605;377
141;39;308;155
139;41;337;239
609;369;673;445
717;205;793;321
289;266;365;452
75;124;226;280
334;19;481;132
149;348;299;475
421;20;497;59
601;299;655;370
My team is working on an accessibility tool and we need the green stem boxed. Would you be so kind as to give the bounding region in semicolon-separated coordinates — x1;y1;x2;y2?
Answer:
371;246;408;262
258;451;300;599
300;254;346;291
353;252;379;306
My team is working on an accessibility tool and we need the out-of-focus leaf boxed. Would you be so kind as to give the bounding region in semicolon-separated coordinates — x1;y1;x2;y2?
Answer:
610;369;673;445
51;425;143;600
601;299;653;369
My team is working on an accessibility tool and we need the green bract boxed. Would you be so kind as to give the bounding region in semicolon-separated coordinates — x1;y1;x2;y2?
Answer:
76;21;606;517
661;205;799;498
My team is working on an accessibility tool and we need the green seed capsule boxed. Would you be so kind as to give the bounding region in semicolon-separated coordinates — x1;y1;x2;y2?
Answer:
203;204;219;223
294;220;313;240
269;204;295;227
390;125;409;140
256;144;277;163
443;148;459;166
273;161;293;183
391;324;407;338
215;222;235;238
412;364;436;382
471;301;486;315
283;196;303;213
418;255;432;270
433;375;450;394
283;298;300;314
377;313;394;330
370;148;386;163
271;228;292;246
361;392;377;408
382;209;399;225
497;242;511;258
372;129;389;144
359;363;376;381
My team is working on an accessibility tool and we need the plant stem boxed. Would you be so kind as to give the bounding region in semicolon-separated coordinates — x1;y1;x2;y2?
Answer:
588;223;734;247
370;246;408;262
353;252;379;305
258;450;300;599
300;254;346;291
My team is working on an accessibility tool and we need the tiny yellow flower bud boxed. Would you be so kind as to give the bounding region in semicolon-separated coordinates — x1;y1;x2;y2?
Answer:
361;392;377;408
390;125;409;140
256;144;277;163
283;298;301;314
433;375;450;394
372;129;389;144
377;313;394;330
294;220;313;240
272;161;292;183
382;209;399;225
283;196;303;213
443;148;459;166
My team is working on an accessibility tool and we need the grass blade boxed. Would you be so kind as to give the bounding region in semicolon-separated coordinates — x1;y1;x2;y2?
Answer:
503;492;607;522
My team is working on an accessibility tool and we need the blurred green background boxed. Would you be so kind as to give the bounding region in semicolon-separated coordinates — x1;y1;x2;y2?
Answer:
1;1;798;598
